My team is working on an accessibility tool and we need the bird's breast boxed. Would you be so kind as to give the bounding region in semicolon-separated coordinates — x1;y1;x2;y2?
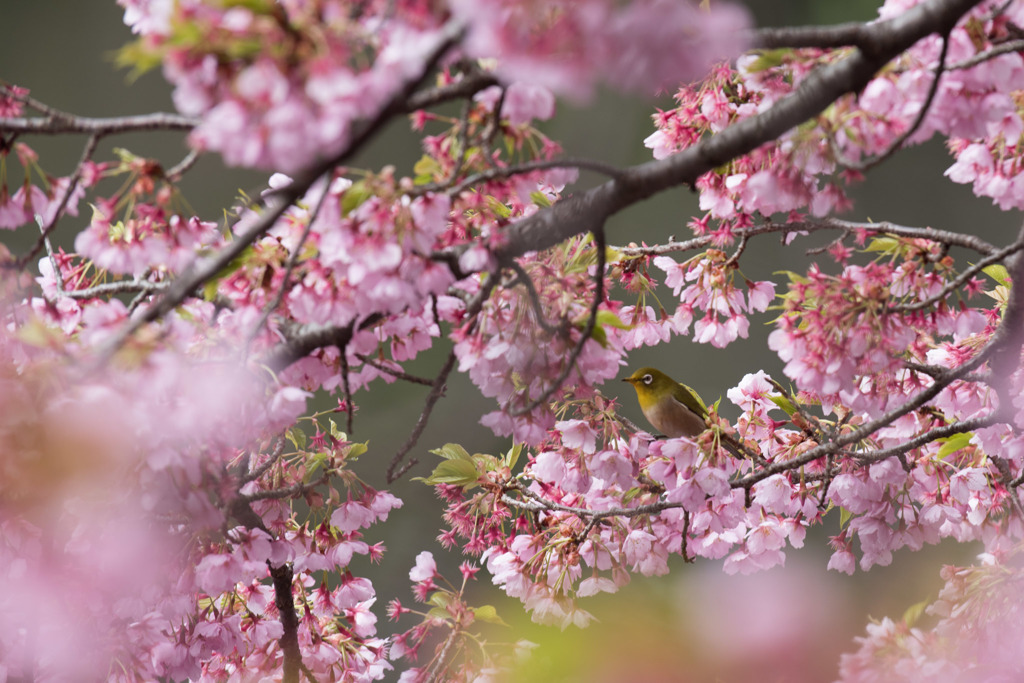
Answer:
643;398;706;438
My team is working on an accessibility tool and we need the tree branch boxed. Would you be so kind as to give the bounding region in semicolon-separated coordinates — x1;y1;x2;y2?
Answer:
888;238;1024;313
18;133;100;269
386;349;458;483
751;23;869;50
615;217;1000;260
0;111;198;135
491;0;985;268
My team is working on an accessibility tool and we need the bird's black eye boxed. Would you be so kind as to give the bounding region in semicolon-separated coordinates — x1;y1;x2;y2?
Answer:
642;374;653;385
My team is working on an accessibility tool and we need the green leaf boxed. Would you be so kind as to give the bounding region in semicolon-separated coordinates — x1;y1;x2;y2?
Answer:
595;310;630;331
838;506;853;530
472;452;499;473
428;591;453;609
902;598;930;627
530;191;552;208
341;181;372;216
427;606;453;622
983;263;1010;286
285;427;307;450
864;236;901;254
416;459;481;487
304;452;327;482
744;49;790;72
503;443;524;471
346;441;368;459
769;394;798;416
936;432;973;459
430;443;473;461
472;604;508;626
413;155;440;183
486;196;512;219
605;246;625;264
113;38;164;81
774;269;811;285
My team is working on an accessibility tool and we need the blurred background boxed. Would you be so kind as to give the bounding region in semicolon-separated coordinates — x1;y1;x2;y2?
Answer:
2;1;1018;680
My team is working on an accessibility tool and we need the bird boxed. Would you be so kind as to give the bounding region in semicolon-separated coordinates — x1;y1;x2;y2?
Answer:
622;366;744;457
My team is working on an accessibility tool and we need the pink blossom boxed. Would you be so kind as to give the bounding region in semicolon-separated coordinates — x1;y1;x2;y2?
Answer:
331;501;376;532
409;551;438;583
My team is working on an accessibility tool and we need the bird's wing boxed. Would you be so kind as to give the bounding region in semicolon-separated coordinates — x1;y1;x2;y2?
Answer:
674;382;708;420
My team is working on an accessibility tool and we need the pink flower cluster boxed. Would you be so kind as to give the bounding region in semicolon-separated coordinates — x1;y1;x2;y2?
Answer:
635;252;775;349
837;549;1024;682
0;258;416;680
453;238;624;444
453;0;750;101
644;61;853;227
0;142;88;230
121;0;450;172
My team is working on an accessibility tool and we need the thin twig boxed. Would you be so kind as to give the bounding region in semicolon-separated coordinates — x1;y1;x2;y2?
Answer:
948;38;1024;70
241;438;287;485
244;181;332;355
424;628;461;683
165;149;201;182
888;238;1024;313
509;226;607;417
615;218;999;261
386;271;495;482
405;69;498;111
479;85;507;169
386;349;458;483
18;133;100;269
36;215;64;294
356;353;435;385
507;262;562;335
845;416;996;462
735;322;999;491
237;474;329;503
432;157;623;197
503;486;681;520
341;349;354;435
723;233;749;268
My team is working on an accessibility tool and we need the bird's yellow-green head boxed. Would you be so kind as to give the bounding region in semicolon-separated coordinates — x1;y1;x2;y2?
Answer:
622;367;680;412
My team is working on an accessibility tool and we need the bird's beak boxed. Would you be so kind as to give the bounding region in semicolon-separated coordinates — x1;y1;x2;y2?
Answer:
621;377;634;384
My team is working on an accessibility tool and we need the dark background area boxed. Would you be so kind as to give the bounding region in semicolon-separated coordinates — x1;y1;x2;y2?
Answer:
2;1;1019;680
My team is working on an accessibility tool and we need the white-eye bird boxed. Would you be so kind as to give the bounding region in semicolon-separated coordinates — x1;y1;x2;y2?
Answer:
622;366;744;457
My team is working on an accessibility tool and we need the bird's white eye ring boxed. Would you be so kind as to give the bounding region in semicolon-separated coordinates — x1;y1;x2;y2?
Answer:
642;374;653;385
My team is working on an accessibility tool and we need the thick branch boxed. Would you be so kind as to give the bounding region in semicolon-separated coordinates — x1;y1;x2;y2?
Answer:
492;0;985;267
752;23;869;50
270;562;301;683
263;316;381;373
